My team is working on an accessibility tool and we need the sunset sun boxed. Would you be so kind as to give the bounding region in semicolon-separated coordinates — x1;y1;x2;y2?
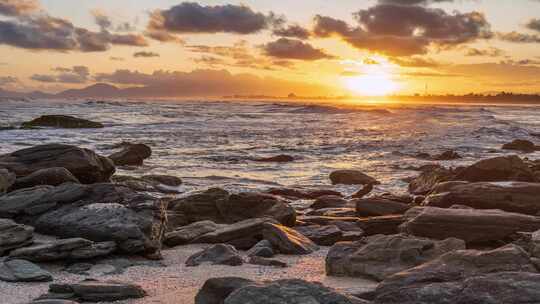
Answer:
344;74;399;96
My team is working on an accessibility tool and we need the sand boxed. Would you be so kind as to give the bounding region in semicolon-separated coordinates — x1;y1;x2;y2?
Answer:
1;244;377;304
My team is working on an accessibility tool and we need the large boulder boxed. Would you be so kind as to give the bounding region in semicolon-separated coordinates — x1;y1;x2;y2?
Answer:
10;167;80;191
168;188;229;227
21;115;104;129
113;175;182;194
262;222;318;255
0;219;34;255
357;215;406;236
0;144;115;184
424;182;540;215
355;197;410;217
326;234;465;281
195;277;255;304
164;221;220;247
400;207;540;244
502;139;539;153
408;167;454;195
0;259;52;282
372;245;538;304
253;155;294;163
329;170;379;185
9;238;116;262
453;155;537;182
295;225;346;246
108;143;152;166
0;168;15;193
37;280;146;302
186;244;244;267
310;195;350;210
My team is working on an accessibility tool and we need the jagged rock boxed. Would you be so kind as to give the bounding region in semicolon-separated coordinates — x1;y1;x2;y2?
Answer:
0;168;15;193
168;188;229;227
354;197;410;217
112;174;182;194
186;244;244;267
502;139;539;153
195;277;255;304
357;215;406;236
192;218;276;249
408;167;454;195
0;219;34;255
165;221;220;247
0;259;52;282
253;155;294;162
424;182;540;215
10;167;80;191
310;196;350;210
433;150;462;160
10;238;116;262
326;234;465;281
330;170;379;185
262;222;318;255
248;256;287;268
21;115;104;129
220;193;296;227
400;207;540;244
372;245;538;304
247;240;274;258
453;155;537;182
38;279;146;302
0;144;115;184
108;143;152;166
295;225;345;246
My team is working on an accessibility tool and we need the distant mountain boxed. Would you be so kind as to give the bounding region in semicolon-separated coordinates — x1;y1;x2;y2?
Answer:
56;83;122;98
0;88;53;99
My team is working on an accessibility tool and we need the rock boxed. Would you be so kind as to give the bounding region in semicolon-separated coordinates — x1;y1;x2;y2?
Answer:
224;279;362;304
306;208;357;218
400;207;540;244
0;144;115;184
39;279;146;302
357;215;406;236
10;167;80;191
112;175;182;194
31;300;80;304
295;225;345;246
262;222;318;255
220;193;296;227
192;218;276;249
453;155;537;183
186;244;244;267
9;238;116;262
372;245;538;304
253;155;294;162
64;263;93;275
168;188;229;227
266;188;342;200
310;195;350;210
248;256;287;268
326;234;465;281
351;184;373;199
108;143;152;166
195;277;255;304
0;219;34;255
247;240;274;258
424;182;540;215
433;150;462;160
330;170;379;185
21;115;104;129
502;139;539;153
408;167;454;195
0;259;52;282
0;168;15;193
300;216;362;226
354;197;410;217
165;221;220;247
531;230;540;258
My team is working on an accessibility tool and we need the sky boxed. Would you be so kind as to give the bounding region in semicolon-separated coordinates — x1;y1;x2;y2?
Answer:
1;0;540;97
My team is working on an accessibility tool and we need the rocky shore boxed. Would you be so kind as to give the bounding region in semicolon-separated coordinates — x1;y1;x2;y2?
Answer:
2;114;540;303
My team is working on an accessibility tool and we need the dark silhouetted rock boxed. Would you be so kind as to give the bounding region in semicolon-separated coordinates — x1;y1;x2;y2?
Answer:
453;155;537;183
195;277;255;304
408;167;454;195
113;174;182;194
424;182;540;215
295;225;345;246
247;240;274;258
9;238;116;262
186;244;244;267
165;221;220;247
39;280;146;302
0;144;115;184
351;184;373;199
355;197;410;217
168;188;229;227
400;207;540;244
357;215;406;236
21;115;104;129
253;155;294;162
10;167;80;190
192;218;276;249
221;193;296;227
266;188;342;200
262;222;318;255
433;150;462;160
0;259;52;282
326;234;465;281
502;139;538;153
330;170;379;185
0;168;15;193
310;195;350;210
108;143;152;166
0;219;34;255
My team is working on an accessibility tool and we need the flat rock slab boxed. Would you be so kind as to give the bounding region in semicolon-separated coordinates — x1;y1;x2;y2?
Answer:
186;244;244;267
10;238;116;262
0;218;34;255
262;223;319;255
0;259;52;282
38;280;146;302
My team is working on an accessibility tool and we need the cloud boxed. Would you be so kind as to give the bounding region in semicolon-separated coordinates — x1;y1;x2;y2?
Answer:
91;9;112;31
497;31;540;43
464;47;504;57
31;65;90;83
134;51;160;58
313;4;492;56
377;0;454;5
0;76;17;86
0;0;39;17
262;38;334;60
391;56;441;67
110;56;124;61
526;18;540;33
147;2;280;40
273;24;310;39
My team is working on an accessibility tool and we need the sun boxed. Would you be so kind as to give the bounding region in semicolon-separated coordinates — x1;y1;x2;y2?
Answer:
341;57;400;96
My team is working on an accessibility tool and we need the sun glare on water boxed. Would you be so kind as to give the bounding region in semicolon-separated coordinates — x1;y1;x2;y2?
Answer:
342;57;399;96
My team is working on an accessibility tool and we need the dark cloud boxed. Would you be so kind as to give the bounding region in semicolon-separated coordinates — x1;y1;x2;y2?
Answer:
134;51;160;58
0;0;39;17
497;31;540;43
526;18;540;33
144;29;184;43
262;38;334;60
313;4;492;56
391;56;441;67
0;76;17;85
499;59;540;66
192;55;227;67
147;2;279;37
91;9;112;31
31;65;90;83
273;24;310;39
464;47;504;57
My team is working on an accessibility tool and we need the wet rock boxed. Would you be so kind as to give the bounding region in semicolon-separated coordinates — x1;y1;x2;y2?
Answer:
330;170;379;185
400;207;540;244
221;193;296;227
0;258;52;282
0;168;15;193
0;144;115;184
531;230;540;258
372;245;538;304
113;175;182;194
247;256;288;268
31;300;80;304
326;234;465;281
247;240;274;258
10;167;80;191
192;218;276;249
38;279;146;302
21;115;103;129
351;184;374;199
424;182;540;215
408;167;454;195
186;244;244;267
9;238;116;262
168;188;229;227
295;225;345;246
357;215;406;236
502;139;539;153
306;208;357;217
300;216;362;226
195;277;255;304
165;221;220;247
253;155;294;162
453;155;537;182
310;195;350;210
266;188;342;200
262;222;318;255
0;219;34;255
108;143;152;166
354;197;410;217
433;150;462;161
